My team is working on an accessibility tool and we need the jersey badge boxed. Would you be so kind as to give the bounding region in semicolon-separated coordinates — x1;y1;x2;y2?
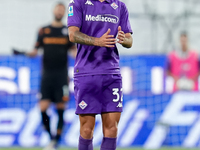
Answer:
69;0;75;3
68;6;73;16
79;100;88;110
62;28;68;35
44;28;51;34
85;0;94;5
111;2;118;9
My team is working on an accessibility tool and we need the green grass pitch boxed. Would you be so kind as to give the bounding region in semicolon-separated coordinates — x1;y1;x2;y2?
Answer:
0;148;199;150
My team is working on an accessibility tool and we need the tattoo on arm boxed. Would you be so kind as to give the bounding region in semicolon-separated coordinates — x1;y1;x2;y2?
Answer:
74;31;98;46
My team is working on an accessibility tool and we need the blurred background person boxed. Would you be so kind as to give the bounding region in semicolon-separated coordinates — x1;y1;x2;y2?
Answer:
14;2;76;150
166;32;200;92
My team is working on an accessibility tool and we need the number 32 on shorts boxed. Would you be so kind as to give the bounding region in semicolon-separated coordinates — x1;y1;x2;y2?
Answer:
112;88;123;102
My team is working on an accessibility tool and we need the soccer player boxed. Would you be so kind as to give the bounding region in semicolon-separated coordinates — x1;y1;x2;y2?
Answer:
67;0;133;150
167;32;200;91
27;2;76;150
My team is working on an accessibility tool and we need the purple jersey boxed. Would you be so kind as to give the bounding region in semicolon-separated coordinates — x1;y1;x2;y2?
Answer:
67;0;132;77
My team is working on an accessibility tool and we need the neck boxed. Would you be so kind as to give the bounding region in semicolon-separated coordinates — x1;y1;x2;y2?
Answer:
181;46;188;52
51;20;63;27
99;0;105;2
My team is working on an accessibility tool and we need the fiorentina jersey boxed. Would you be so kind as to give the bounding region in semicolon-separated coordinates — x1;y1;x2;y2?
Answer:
67;0;132;77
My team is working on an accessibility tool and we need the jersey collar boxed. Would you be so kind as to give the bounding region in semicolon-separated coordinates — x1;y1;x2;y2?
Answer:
105;0;111;3
94;0;112;3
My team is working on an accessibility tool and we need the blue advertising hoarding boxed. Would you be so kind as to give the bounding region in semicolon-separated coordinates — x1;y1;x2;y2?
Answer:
0;55;200;148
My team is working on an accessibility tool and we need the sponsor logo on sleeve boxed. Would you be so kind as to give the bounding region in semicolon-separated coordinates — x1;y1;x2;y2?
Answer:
111;2;118;9
68;6;73;16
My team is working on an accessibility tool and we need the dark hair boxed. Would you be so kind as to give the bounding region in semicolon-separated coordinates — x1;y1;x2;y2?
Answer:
55;2;65;8
180;31;187;37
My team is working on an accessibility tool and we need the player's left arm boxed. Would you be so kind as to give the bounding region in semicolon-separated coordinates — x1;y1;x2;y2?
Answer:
118;3;133;48
66;34;77;58
117;26;133;48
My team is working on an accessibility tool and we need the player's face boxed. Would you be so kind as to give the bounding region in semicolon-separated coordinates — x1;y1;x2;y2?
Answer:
180;35;188;51
54;5;65;21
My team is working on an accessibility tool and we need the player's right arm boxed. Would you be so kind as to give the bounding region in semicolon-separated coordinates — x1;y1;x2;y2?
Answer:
26;28;43;57
68;26;116;47
67;0;116;47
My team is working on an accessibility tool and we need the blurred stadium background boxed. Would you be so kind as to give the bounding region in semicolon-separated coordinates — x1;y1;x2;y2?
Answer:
1;0;200;150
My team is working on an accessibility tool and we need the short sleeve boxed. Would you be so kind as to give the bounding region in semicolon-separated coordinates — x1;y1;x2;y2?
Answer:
34;28;43;49
120;3;133;34
67;0;83;28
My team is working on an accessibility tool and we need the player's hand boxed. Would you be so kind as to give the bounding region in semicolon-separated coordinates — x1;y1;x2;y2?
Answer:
97;28;116;47
117;26;125;44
